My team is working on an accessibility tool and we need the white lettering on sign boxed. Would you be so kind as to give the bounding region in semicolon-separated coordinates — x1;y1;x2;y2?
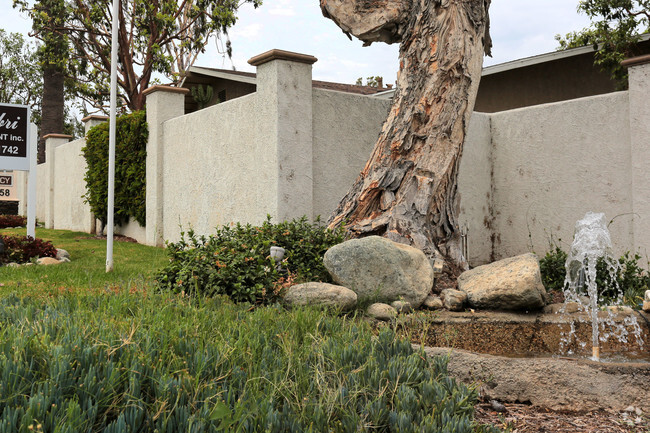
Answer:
0;175;12;186
0;113;20;130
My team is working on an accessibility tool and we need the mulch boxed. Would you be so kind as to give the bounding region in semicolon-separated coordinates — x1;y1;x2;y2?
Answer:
475;402;649;433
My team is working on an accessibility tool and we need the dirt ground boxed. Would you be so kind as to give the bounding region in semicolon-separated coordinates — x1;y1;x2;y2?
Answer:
475;402;649;433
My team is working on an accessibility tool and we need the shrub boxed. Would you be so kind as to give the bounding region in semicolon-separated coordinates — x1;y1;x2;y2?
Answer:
0;234;57;264
0;292;500;432
0;214;26;229
539;244;650;308
156;216;346;303
82;111;147;227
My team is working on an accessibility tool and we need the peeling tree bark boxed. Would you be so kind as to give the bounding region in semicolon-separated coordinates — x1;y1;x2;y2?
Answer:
321;0;492;272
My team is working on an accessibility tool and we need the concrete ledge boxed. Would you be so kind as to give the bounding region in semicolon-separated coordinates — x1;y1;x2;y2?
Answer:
622;54;650;68
81;115;108;123
142;85;190;96
248;49;318;67
42;133;73;140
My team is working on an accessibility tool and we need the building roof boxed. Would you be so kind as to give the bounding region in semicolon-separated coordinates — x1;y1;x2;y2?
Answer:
185;66;391;95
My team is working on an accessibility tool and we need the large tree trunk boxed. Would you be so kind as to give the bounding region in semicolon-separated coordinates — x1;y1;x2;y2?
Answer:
321;0;491;273
40;65;65;163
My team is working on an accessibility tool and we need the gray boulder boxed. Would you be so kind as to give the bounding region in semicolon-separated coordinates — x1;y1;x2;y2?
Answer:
323;236;433;308
283;282;357;311
441;289;467;311
458;253;547;311
390;300;413;314
366;303;397;321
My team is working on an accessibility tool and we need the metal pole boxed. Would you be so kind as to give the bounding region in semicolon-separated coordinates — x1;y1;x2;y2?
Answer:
26;122;37;239
106;0;119;272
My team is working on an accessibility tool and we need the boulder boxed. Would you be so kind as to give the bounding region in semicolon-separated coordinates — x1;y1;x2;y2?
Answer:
458;253;547;311
37;257;61;266
366;303;397;321
56;248;71;261
441;289;467;311
422;294;444;310
644;291;650;312
283;282;357;311
323;236;433;308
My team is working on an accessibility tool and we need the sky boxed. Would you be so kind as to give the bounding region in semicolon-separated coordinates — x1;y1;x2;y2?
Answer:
0;1;593;86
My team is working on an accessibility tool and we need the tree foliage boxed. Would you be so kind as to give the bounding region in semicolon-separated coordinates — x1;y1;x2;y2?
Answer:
16;0;262;112
556;0;650;89
0;29;42;121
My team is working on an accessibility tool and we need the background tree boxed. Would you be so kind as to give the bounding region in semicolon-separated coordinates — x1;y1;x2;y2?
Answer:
0;29;42;120
556;0;650;89
13;0;69;162
62;0;262;112
321;0;492;275
355;76;383;87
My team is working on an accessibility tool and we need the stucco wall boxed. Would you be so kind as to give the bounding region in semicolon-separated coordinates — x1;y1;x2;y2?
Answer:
35;160;49;225
52;138;94;233
457;112;493;265
312;89;391;220
160;93;276;243
488;92;633;259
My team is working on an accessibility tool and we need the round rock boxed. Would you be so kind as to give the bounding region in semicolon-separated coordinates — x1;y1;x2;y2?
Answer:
366;303;397;321
283;282;357;311
323;236;433;308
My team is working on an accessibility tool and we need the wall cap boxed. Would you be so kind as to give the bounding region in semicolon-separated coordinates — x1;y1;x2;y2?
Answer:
81;114;108;123
622;54;650;68
43;133;73;140
248;49;318;67
142;85;190;97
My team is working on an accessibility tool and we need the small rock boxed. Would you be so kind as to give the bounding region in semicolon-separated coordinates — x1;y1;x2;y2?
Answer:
7;262;20;267
366;303;397;321
283;282;357;311
441;289;467;312
37;257;61;266
56;248;71;261
544;302;584;314
643;301;650;313
390;300;413;314
645;290;650;302
59;257;71;263
606;305;634;314
490;400;507;413
422;294;444;310
624;406;637;413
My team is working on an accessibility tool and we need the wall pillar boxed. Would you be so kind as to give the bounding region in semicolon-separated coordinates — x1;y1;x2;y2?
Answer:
249;49;317;221
623;55;650;253
82;114;109;136
143;85;189;246
42;133;72;229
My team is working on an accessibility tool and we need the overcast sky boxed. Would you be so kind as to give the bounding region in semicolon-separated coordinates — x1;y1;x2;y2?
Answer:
1;1;593;86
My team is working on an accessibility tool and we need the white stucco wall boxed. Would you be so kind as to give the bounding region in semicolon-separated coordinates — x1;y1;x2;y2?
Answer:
488;92;633;259
457;112;493;265
35;160;49;225
160;93;277;243
52;138;94;233
312;89;391;220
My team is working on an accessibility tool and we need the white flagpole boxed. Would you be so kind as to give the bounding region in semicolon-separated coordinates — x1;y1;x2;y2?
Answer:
106;0;119;272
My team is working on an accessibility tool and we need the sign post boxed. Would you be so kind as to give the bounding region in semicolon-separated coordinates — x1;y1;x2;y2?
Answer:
0;103;36;238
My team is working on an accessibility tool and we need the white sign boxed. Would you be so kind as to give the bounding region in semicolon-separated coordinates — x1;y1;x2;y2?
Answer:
0;172;15;200
0;103;31;171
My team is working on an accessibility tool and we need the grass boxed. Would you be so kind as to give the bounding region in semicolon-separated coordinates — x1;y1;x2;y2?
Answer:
0;227;500;432
0;227;167;293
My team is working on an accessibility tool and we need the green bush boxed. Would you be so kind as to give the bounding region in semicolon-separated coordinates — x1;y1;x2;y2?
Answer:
156;216;346;303
539;245;650;308
0;292;499;432
0;214;26;229
82;111;147;227
0;234;57;265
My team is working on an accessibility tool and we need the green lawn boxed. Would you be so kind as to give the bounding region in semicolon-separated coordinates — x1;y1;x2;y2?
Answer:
0;228;167;294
